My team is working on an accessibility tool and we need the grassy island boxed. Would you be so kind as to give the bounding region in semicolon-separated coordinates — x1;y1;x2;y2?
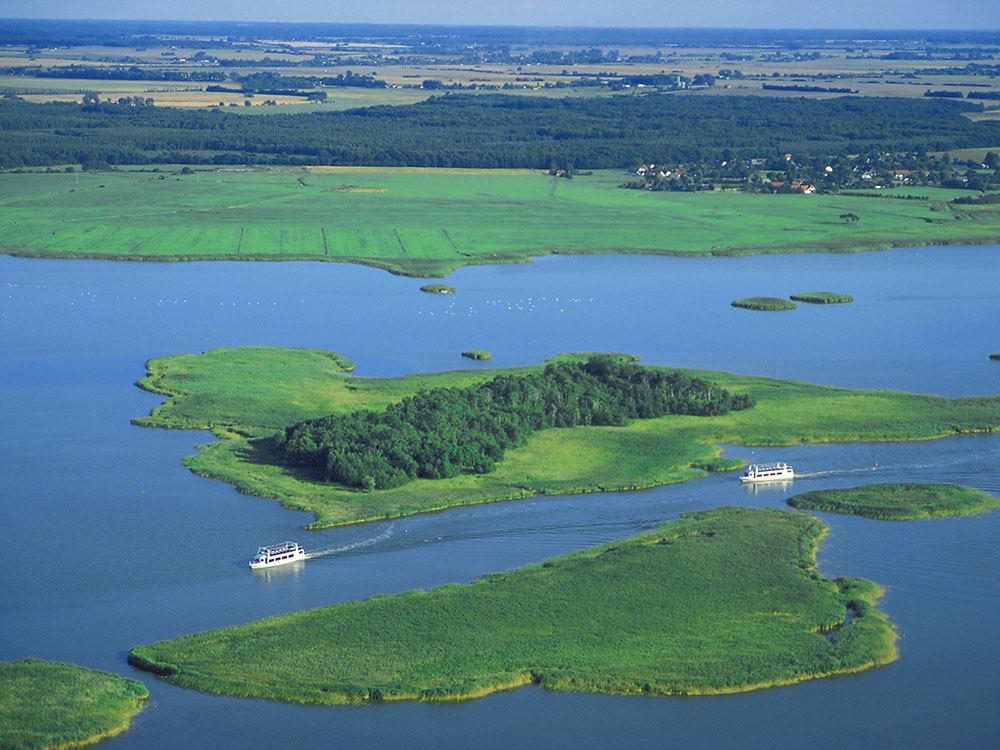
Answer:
990;353;1000;361
3;169;1000;277
460;350;491;360
732;297;797;311
420;284;456;294
132;346;1000;528
790;292;854;304
0;658;149;750
788;483;1000;520
129;507;896;703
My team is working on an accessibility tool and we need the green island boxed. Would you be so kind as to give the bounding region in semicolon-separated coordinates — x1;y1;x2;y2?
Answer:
133;346;1000;528
128;507;897;703
789;292;854;304
990;353;1000;361
3;169;1000;277
732;297;797;311
420;284;456;294
0;658;149;750
787;483;1000;520
460;350;491;360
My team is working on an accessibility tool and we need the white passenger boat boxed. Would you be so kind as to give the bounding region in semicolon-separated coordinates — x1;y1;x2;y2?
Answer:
250;541;306;569
739;461;794;483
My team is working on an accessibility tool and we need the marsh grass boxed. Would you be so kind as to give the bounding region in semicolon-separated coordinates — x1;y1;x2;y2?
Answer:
787;483;1000;520
731;297;797;311
789;291;854;304
0;658;148;750
136;348;1000;527
128;507;897;704
420;284;456;294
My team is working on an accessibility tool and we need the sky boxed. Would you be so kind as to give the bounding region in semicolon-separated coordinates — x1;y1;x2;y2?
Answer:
2;0;1000;30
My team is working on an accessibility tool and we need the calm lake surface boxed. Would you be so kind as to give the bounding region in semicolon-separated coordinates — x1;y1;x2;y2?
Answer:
2;247;999;749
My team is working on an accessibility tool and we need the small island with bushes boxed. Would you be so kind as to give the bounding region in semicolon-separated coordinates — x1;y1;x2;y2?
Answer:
460;349;491;361
787;483;999;520
990;353;1000;361
128;507;897;704
420;284;456;294
732;297;797;311
0;658;149;750
790;292;854;304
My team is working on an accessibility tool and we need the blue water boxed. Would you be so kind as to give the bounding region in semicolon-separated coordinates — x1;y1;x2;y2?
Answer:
1;247;999;748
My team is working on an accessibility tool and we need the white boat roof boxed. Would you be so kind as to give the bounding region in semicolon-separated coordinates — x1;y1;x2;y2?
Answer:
256;541;302;554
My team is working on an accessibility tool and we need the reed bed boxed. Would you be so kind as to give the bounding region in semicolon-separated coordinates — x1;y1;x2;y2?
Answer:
0;658;148;750
788;483;999;520
129;508;897;704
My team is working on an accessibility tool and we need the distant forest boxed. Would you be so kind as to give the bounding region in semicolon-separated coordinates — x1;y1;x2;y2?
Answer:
4;18;999;49
278;357;753;491
2;94;999;170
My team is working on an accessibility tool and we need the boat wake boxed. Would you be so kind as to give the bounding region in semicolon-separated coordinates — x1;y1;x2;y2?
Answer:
304;525;397;560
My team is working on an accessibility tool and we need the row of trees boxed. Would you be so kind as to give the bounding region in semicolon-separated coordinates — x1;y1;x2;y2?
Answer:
278;357;754;491
3;93;1000;170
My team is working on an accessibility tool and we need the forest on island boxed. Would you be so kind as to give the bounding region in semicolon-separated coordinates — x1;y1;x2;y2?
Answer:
2;93;999;170
278;357;754;490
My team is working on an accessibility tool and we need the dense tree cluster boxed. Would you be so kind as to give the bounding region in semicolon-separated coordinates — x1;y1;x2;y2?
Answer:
3;93;1000;170
277;357;754;490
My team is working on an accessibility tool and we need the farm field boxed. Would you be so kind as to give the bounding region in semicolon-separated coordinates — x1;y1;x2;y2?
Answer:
133;347;1000;527
2;168;998;277
128;507;897;703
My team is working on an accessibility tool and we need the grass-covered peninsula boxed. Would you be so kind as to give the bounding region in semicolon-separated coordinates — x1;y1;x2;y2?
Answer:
128;507;896;703
787;483;1000;520
133;346;1000;528
790;291;854;304
0;658;149;750
731;297;797;311
3;169;1000;277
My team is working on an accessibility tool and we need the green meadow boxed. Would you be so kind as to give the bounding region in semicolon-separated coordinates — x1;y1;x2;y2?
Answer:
128;507;897;704
0;658;148;750
2;168;998;276
788;483;1000;520
133;347;1000;528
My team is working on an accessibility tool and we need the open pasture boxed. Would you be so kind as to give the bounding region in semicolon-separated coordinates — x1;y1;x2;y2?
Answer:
2;168;996;277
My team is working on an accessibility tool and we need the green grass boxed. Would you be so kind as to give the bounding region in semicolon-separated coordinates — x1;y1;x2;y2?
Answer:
460;350;491;360
787;483;1000;520
790;291;854;304
0;658;148;750
732;297;797;311
132;347;1000;528
128;507;897;704
2;168;999;277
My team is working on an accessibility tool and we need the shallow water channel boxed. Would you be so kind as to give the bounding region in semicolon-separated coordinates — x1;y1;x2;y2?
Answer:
2;247;999;748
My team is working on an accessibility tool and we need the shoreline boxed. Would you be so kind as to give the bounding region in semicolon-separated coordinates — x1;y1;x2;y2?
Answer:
6;232;1000;278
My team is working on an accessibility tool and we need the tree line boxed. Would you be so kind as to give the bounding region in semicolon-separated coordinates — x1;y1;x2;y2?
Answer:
3;93;1000;170
277;357;754;491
